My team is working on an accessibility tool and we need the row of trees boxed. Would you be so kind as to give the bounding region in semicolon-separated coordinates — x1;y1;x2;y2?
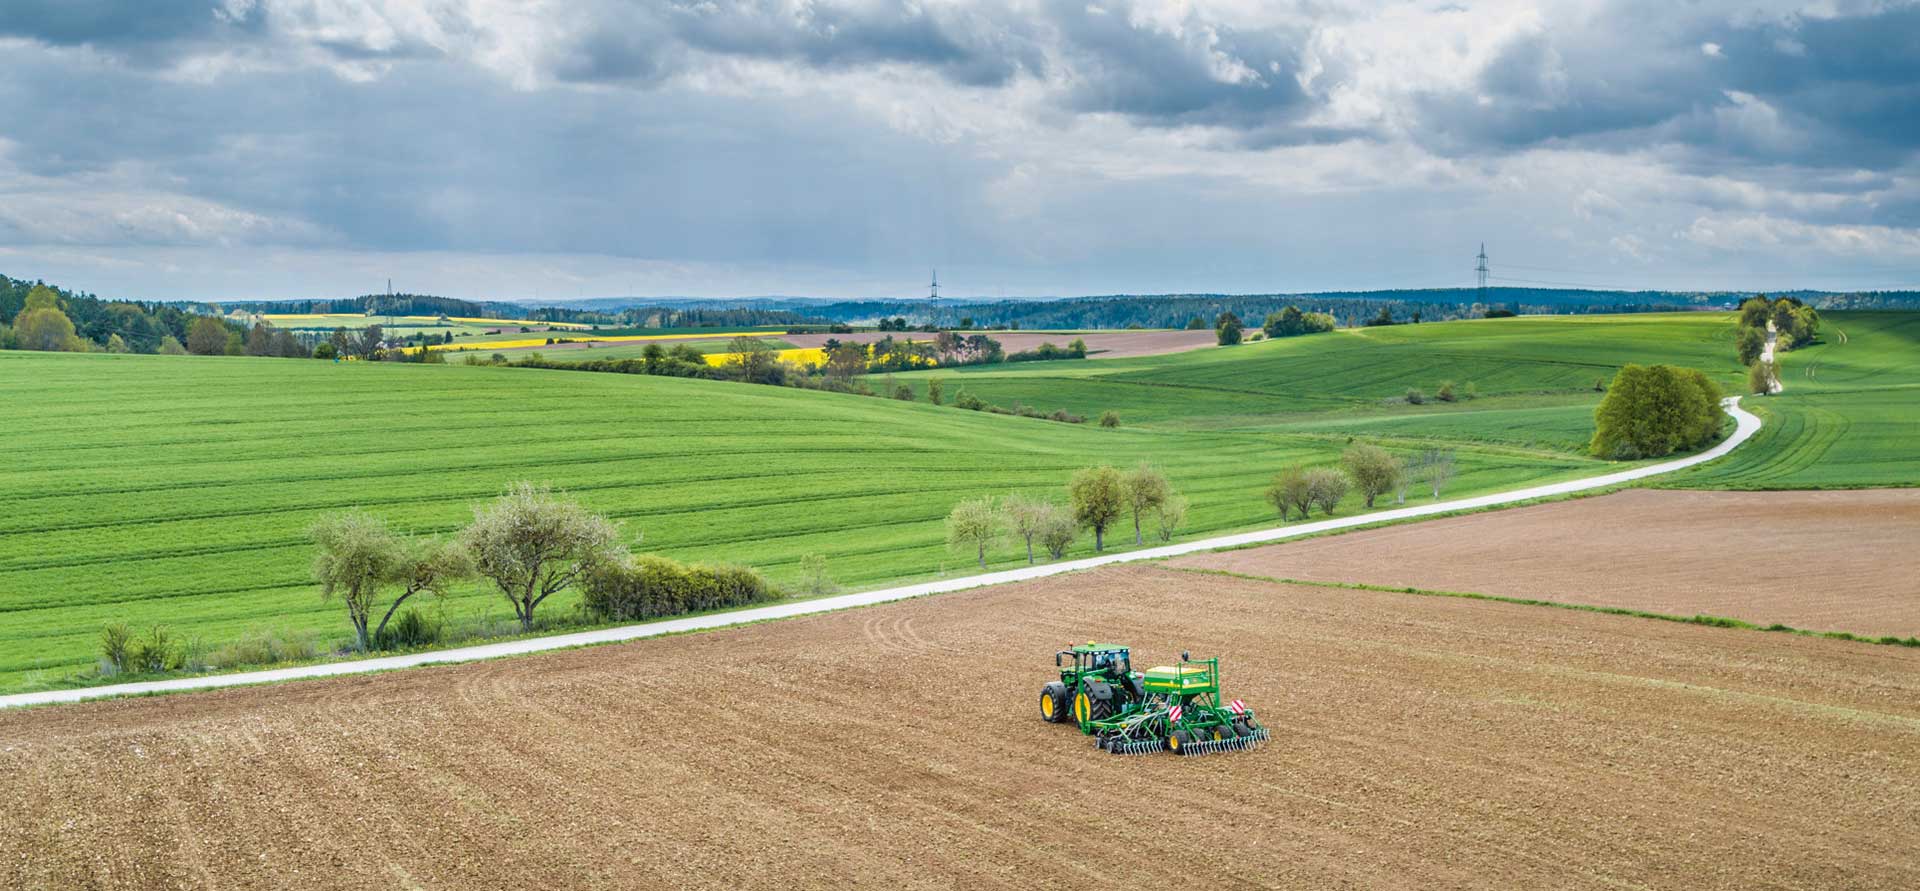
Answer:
945;464;1184;566
1734;296;1819;395
1265;444;1457;520
1214;304;1338;345
311;483;640;650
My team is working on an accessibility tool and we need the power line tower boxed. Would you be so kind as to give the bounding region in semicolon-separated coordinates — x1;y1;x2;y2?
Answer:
929;268;940;304
1475;244;1489;304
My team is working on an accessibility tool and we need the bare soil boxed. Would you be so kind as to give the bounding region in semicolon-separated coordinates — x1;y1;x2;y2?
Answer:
1173;488;1920;638
5;564;1916;889
780;329;1219;358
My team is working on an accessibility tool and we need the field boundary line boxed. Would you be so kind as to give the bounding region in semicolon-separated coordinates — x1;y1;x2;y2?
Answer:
0;398;1761;710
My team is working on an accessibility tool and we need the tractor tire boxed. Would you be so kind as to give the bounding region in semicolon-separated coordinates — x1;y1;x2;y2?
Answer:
1040;683;1069;723
1170;729;1193;755
1231;720;1251;738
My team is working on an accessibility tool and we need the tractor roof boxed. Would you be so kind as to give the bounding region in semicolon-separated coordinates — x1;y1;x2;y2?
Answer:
1069;642;1129;653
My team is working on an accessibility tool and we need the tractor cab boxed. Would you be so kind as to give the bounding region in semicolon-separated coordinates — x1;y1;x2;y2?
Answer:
1056;642;1132;680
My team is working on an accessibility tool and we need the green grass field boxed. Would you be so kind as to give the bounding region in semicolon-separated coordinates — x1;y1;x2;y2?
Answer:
900;313;1741;442
0;351;1609;690
1662;312;1920;489
4;310;1911;691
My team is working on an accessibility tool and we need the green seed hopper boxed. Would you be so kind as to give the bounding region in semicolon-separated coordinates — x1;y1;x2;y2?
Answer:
1037;642;1268;756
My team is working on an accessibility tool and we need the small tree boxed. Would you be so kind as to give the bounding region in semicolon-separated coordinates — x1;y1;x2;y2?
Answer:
1098;410;1120;428
945;496;1001;568
1068;465;1125;551
1305;468;1350;516
1341;442;1400;509
1001;494;1053;564
1748;359;1778;395
1154;494;1187;542
1392;454;1419;504
378;536;473;646
1419;448;1456;498
797;554;837;596
1436;381;1456;402
1266;467;1311;520
460;482;625;631
1215;311;1244;345
1039;509;1078;559
311;512;473;650
926;377;945;405
310;512;402;651
1122;463;1173;545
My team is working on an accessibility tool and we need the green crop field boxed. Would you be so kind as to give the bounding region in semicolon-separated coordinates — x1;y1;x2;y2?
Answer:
900;313;1743;440
1662;312;1920;489
0;350;1610;691
5;310;1912;691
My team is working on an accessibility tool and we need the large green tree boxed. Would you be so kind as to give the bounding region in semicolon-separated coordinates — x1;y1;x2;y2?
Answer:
1590;364;1723;459
11;305;80;351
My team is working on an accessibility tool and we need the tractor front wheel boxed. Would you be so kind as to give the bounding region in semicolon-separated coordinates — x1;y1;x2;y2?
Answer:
1039;683;1069;723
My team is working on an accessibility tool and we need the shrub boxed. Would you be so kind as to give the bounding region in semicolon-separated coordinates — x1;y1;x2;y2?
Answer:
127;625;178;674
1484;308;1516;318
1748;360;1777;395
1436;381;1456;402
582;555;775;621
99;622;133;675
926;377;944;405
1405;388;1425;405
894;383;914;401
1039;510;1078;559
374;608;442;650
1098;410;1120;428
954;389;986;411
207;628;321;667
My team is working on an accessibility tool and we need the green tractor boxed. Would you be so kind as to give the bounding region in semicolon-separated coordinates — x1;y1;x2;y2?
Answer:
1037;642;1268;756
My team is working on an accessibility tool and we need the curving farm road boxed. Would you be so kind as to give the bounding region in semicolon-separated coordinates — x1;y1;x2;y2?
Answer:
0;397;1762;710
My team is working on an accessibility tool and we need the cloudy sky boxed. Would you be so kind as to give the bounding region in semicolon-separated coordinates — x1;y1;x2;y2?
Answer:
2;0;1917;302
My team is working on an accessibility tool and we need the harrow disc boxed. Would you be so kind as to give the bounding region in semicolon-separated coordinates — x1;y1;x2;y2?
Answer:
1108;737;1166;755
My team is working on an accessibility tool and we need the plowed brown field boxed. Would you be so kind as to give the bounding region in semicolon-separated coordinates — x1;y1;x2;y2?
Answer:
1171;488;1920;638
5;564;1917;890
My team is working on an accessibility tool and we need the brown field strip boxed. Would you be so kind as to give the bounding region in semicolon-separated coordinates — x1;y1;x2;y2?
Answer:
1172;488;1920;638
3;564;1917;889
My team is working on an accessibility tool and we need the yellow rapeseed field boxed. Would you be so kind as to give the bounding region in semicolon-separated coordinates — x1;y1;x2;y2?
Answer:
703;347;829;367
430;331;774;352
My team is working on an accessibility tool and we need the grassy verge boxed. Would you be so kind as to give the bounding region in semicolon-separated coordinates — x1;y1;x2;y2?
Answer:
1170;567;1920;649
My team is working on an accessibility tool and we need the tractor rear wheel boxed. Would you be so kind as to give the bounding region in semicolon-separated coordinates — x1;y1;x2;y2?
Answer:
1039;683;1069;723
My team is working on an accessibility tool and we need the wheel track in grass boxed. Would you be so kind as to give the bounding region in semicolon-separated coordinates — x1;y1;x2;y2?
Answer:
0;398;1761;709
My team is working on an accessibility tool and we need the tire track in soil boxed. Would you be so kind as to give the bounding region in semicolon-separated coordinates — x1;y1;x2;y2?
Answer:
4;563;1916;890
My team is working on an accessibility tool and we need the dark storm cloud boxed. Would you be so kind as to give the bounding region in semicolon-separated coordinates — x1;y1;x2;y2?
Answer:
1044;2;1310;127
553;0;1042;87
1410;2;1920;170
0;1;1916;298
